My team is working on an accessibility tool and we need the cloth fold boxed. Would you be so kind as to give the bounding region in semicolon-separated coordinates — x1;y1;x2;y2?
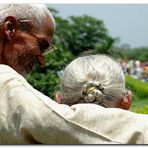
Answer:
0;64;147;144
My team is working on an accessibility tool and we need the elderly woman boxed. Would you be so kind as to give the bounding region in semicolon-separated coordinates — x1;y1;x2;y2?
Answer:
56;54;132;110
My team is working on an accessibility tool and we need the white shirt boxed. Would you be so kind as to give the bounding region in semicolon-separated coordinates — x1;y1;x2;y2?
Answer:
0;64;148;144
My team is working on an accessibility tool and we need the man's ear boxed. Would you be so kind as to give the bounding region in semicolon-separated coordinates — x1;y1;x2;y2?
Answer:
4;16;17;40
120;91;132;110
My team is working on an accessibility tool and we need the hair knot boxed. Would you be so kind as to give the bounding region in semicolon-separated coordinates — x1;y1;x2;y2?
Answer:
82;81;104;104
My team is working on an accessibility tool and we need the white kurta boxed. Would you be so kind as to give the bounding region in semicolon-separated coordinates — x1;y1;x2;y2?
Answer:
0;64;148;144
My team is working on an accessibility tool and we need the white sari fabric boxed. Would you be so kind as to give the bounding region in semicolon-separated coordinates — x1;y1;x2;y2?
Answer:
0;64;147;144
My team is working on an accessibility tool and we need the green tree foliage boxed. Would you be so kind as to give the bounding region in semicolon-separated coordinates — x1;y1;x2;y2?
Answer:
27;7;115;99
67;15;115;55
124;47;148;61
112;47;148;61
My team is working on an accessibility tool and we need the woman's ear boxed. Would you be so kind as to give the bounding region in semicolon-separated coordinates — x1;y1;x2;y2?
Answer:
120;91;132;110
55;92;62;104
4;16;17;40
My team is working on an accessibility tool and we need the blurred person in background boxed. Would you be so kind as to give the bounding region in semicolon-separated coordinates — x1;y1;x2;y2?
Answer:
134;60;143;80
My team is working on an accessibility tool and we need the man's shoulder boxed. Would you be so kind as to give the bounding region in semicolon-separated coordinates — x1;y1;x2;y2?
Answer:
0;64;26;86
0;64;17;73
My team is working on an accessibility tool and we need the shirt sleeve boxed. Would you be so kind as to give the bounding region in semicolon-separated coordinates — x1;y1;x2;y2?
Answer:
0;64;148;144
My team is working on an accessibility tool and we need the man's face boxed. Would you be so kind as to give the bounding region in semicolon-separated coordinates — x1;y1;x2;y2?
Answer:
2;14;55;77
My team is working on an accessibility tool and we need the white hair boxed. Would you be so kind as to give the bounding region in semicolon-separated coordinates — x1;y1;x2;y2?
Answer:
60;55;126;107
0;4;55;29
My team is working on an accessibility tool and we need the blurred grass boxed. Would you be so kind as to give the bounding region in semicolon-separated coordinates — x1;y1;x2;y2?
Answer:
126;76;148;114
130;94;148;114
126;76;148;98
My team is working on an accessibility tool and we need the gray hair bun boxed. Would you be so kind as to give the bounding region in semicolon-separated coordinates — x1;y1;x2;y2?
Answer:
82;81;104;104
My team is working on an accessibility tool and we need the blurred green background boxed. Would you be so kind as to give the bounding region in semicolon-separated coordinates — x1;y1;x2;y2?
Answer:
27;7;148;114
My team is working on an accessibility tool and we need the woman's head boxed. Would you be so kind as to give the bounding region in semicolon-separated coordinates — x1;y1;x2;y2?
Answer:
56;55;132;110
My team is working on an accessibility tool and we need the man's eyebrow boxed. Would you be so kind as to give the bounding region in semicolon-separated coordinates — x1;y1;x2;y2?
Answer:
47;24;55;36
47;30;54;37
19;20;39;33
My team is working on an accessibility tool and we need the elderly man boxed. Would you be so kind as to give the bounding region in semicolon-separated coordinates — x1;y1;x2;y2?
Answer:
0;4;55;77
0;4;148;144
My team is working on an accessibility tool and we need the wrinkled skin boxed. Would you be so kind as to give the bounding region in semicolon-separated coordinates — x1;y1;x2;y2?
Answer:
0;14;55;77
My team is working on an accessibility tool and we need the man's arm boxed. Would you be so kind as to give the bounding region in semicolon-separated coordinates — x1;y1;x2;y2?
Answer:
0;64;148;144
